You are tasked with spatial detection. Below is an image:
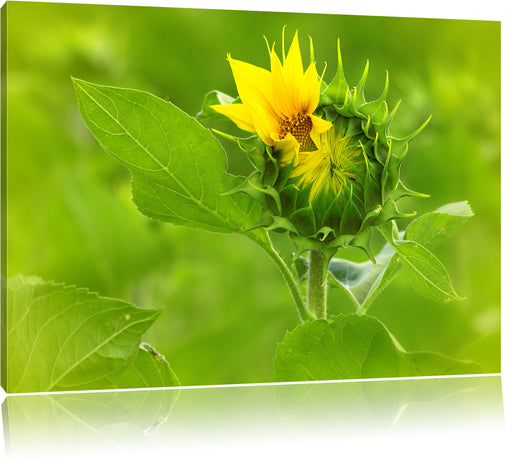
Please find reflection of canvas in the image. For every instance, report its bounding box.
[1,2,501,393]
[3,376,505,458]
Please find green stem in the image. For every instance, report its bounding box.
[247,231,315,323]
[307,249,328,319]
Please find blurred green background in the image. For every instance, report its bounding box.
[7,1,500,385]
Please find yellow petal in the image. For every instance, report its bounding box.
[210,103,255,133]
[309,130,321,151]
[269,46,294,118]
[227,55,277,121]
[282,32,304,110]
[310,115,332,135]
[291,149,324,179]
[299,63,321,113]
[274,133,299,166]
[310,171,328,202]
[250,102,280,146]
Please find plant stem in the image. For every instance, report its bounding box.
[247,231,315,323]
[307,249,328,319]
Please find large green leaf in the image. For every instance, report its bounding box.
[7,275,178,393]
[328,201,472,311]
[274,314,479,382]
[72,78,260,235]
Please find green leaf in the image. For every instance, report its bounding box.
[7,275,177,393]
[196,89,237,122]
[329,202,472,311]
[405,200,474,250]
[274,314,479,382]
[72,78,260,235]
[395,241,462,302]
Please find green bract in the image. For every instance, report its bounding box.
[203,39,431,260]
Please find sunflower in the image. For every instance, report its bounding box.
[291,128,363,203]
[211,31,332,165]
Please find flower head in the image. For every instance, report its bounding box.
[204,32,430,257]
[291,129,363,203]
[211,32,332,165]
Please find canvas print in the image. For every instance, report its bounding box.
[1,2,500,393]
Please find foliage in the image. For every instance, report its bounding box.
[297,201,473,312]
[8,276,179,392]
[274,314,480,382]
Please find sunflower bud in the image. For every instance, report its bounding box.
[206,32,430,259]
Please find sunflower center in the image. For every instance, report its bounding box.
[278,114,315,152]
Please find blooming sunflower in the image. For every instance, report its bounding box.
[291,128,363,203]
[211,31,332,165]
[203,32,430,256]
